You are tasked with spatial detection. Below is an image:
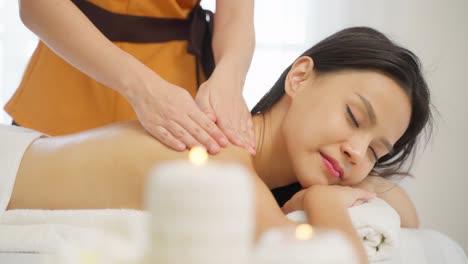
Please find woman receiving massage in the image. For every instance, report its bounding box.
[4,27,432,264]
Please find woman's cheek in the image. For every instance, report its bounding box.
[353,165,373,185]
[320,115,351,142]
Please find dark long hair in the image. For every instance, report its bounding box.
[252,27,433,178]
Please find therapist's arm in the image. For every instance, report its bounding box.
[18,0,227,153]
[211,0,255,79]
[19,0,147,97]
[194,0,256,154]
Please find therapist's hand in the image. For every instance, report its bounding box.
[195,69,256,156]
[129,78,228,154]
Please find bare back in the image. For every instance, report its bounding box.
[7,120,291,237]
[8,121,234,209]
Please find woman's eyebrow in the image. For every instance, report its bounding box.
[354,92,394,154]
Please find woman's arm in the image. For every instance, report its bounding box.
[282,186,376,264]
[302,186,376,264]
[354,176,419,228]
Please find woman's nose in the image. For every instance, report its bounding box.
[341,140,368,165]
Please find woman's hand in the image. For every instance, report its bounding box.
[195,68,256,156]
[129,77,229,154]
[307,185,377,208]
[354,176,420,228]
[282,185,376,215]
[352,175,387,193]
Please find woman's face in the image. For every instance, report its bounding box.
[282,57,411,187]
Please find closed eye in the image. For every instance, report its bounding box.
[346,104,359,128]
[346,104,379,162]
[369,146,378,161]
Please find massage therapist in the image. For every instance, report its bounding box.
[4,0,256,155]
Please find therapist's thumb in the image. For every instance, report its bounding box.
[195,94,217,122]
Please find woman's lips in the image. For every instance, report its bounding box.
[320,152,343,179]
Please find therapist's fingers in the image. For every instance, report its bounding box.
[132,82,228,152]
[151,125,186,151]
[159,104,223,154]
[188,111,229,152]
[247,117,256,150]
[175,114,223,154]
[164,120,201,150]
[215,98,256,156]
[195,78,255,155]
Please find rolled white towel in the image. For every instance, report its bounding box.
[286,197,400,262]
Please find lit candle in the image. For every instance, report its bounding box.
[295,224,314,241]
[253,226,359,264]
[145,149,253,264]
[188,146,209,166]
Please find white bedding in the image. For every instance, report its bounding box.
[379,228,467,264]
[0,229,466,264]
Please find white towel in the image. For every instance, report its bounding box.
[0,199,399,262]
[286,198,400,262]
[0,209,148,263]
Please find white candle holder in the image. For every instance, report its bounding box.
[145,160,253,264]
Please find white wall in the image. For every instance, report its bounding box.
[393,0,468,253]
[0,0,38,124]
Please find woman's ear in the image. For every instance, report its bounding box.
[285,56,315,98]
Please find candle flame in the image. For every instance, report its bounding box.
[189,146,208,165]
[295,224,314,240]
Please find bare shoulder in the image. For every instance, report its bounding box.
[210,144,254,170]
[97,121,255,168]
[89,120,151,139]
